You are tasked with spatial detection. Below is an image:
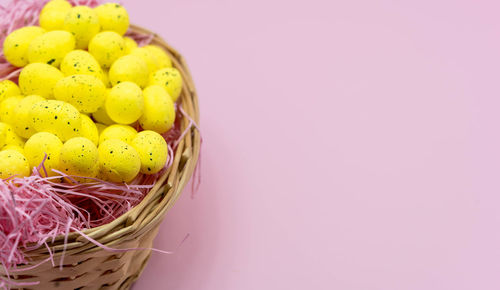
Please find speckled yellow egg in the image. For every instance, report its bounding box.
[3,26,46,67]
[98,124,137,145]
[149,68,183,102]
[13,95,45,139]
[0,150,30,178]
[95,3,130,36]
[39,0,72,31]
[59,137,98,178]
[54,74,106,113]
[80,114,99,145]
[139,85,175,133]
[123,37,137,54]
[131,130,168,174]
[31,100,82,141]
[0,96,23,125]
[105,82,144,124]
[102,69,112,87]
[144,45,172,69]
[130,47,157,74]
[108,54,148,88]
[19,63,64,98]
[2,145,24,155]
[0,122,24,148]
[28,30,75,67]
[98,139,140,183]
[88,31,126,69]
[24,132,63,176]
[63,6,100,49]
[60,50,104,81]
[0,80,21,102]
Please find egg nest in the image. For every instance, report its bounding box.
[0,0,196,276]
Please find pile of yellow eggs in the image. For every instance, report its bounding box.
[0,0,182,183]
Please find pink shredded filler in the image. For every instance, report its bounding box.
[0,0,201,286]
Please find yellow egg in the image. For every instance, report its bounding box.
[28,30,75,67]
[24,132,63,176]
[2,145,24,155]
[95,123,107,135]
[149,68,183,102]
[88,31,126,69]
[0,96,23,125]
[60,50,104,81]
[123,37,137,54]
[19,63,64,98]
[0,80,21,102]
[139,85,175,133]
[0,150,30,178]
[63,6,100,49]
[59,137,98,178]
[3,26,46,67]
[94,3,130,36]
[54,74,106,113]
[31,100,82,141]
[108,54,148,88]
[131,130,168,174]
[105,82,144,124]
[143,45,172,69]
[80,114,99,145]
[98,139,140,183]
[13,95,45,139]
[39,0,72,31]
[131,47,157,74]
[0,124,6,148]
[99,124,137,145]
[0,122,24,148]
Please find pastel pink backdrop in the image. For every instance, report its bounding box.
[122,0,500,289]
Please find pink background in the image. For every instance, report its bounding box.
[123,0,500,289]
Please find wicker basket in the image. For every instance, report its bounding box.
[0,25,201,290]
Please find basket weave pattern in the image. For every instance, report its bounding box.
[0,25,201,290]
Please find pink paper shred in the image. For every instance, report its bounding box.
[0,0,201,287]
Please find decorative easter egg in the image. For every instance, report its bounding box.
[143,45,172,69]
[101,69,112,87]
[63,6,100,49]
[13,95,45,139]
[98,124,137,145]
[54,74,106,113]
[80,114,99,145]
[88,31,126,69]
[131,47,157,73]
[24,132,63,176]
[31,100,82,141]
[0,124,6,149]
[19,63,64,98]
[108,54,148,88]
[0,96,23,125]
[98,139,141,183]
[0,122,24,148]
[0,80,21,102]
[39,0,72,31]
[60,50,105,82]
[59,137,98,178]
[139,85,175,133]
[3,26,46,67]
[28,30,75,67]
[105,82,144,124]
[131,130,168,174]
[149,67,183,102]
[123,37,137,54]
[95,3,130,36]
[0,150,30,178]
